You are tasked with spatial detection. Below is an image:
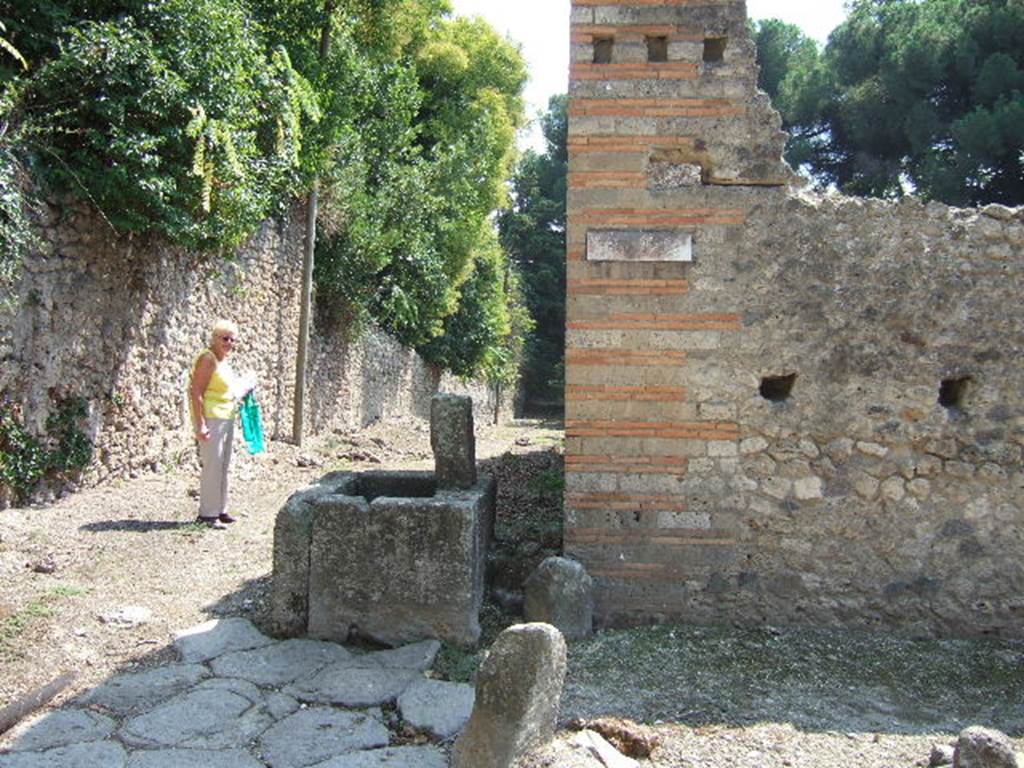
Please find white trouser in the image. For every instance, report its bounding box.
[199,417,234,519]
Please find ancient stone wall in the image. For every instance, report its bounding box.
[0,200,505,492]
[565,0,1024,636]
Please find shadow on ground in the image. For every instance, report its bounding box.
[79,520,199,533]
[562,621,1024,737]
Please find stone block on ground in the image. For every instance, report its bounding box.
[126,749,266,768]
[451,623,568,768]
[118,679,271,750]
[3,709,115,752]
[210,638,352,687]
[283,664,420,708]
[954,727,1019,768]
[270,477,353,637]
[257,708,389,768]
[78,664,209,715]
[524,557,594,640]
[0,740,127,768]
[355,639,441,672]
[306,476,495,647]
[172,618,273,663]
[430,394,476,489]
[932,743,956,767]
[308,746,447,768]
[398,679,475,739]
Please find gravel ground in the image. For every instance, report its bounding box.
[2,416,1021,767]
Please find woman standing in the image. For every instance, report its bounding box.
[190,319,252,529]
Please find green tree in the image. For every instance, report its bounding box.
[4,0,529,385]
[10,0,315,250]
[304,8,528,378]
[498,94,568,408]
[757,0,1024,206]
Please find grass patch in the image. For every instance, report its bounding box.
[527,467,564,495]
[431,602,516,683]
[0,600,54,661]
[0,584,88,660]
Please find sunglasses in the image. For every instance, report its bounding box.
[220,335,237,343]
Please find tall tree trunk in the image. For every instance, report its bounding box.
[292,1,335,446]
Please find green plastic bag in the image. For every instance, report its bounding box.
[239,392,265,455]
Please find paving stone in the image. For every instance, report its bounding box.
[354,640,441,671]
[173,618,274,663]
[310,745,448,768]
[257,708,389,768]
[125,749,265,768]
[78,664,209,715]
[265,692,300,720]
[398,679,475,738]
[284,664,420,707]
[4,709,115,752]
[119,679,272,749]
[0,740,127,768]
[210,639,352,686]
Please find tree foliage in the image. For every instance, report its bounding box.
[498,95,568,406]
[754,0,1024,206]
[291,6,529,379]
[8,0,315,250]
[3,0,529,381]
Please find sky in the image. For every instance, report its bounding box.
[449,0,849,149]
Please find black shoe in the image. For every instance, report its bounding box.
[218,512,237,524]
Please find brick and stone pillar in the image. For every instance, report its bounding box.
[563,0,795,625]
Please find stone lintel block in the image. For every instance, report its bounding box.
[270,473,355,638]
[587,229,693,263]
[431,394,477,490]
[307,476,496,648]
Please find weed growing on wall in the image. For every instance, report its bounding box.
[0,396,93,504]
[0,93,36,307]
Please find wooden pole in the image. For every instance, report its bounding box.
[292,1,335,446]
[0,672,75,736]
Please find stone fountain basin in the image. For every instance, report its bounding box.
[272,470,496,648]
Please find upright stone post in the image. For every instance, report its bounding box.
[524,556,595,640]
[451,623,567,768]
[431,394,476,490]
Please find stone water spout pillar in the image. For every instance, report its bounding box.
[431,394,477,489]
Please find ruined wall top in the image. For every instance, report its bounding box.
[569,0,798,186]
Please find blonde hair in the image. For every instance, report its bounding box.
[210,319,239,346]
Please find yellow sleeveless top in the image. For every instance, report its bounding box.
[193,349,237,420]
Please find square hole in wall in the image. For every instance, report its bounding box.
[703,36,727,63]
[593,37,614,64]
[646,36,668,63]
[939,376,971,412]
[759,373,797,402]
